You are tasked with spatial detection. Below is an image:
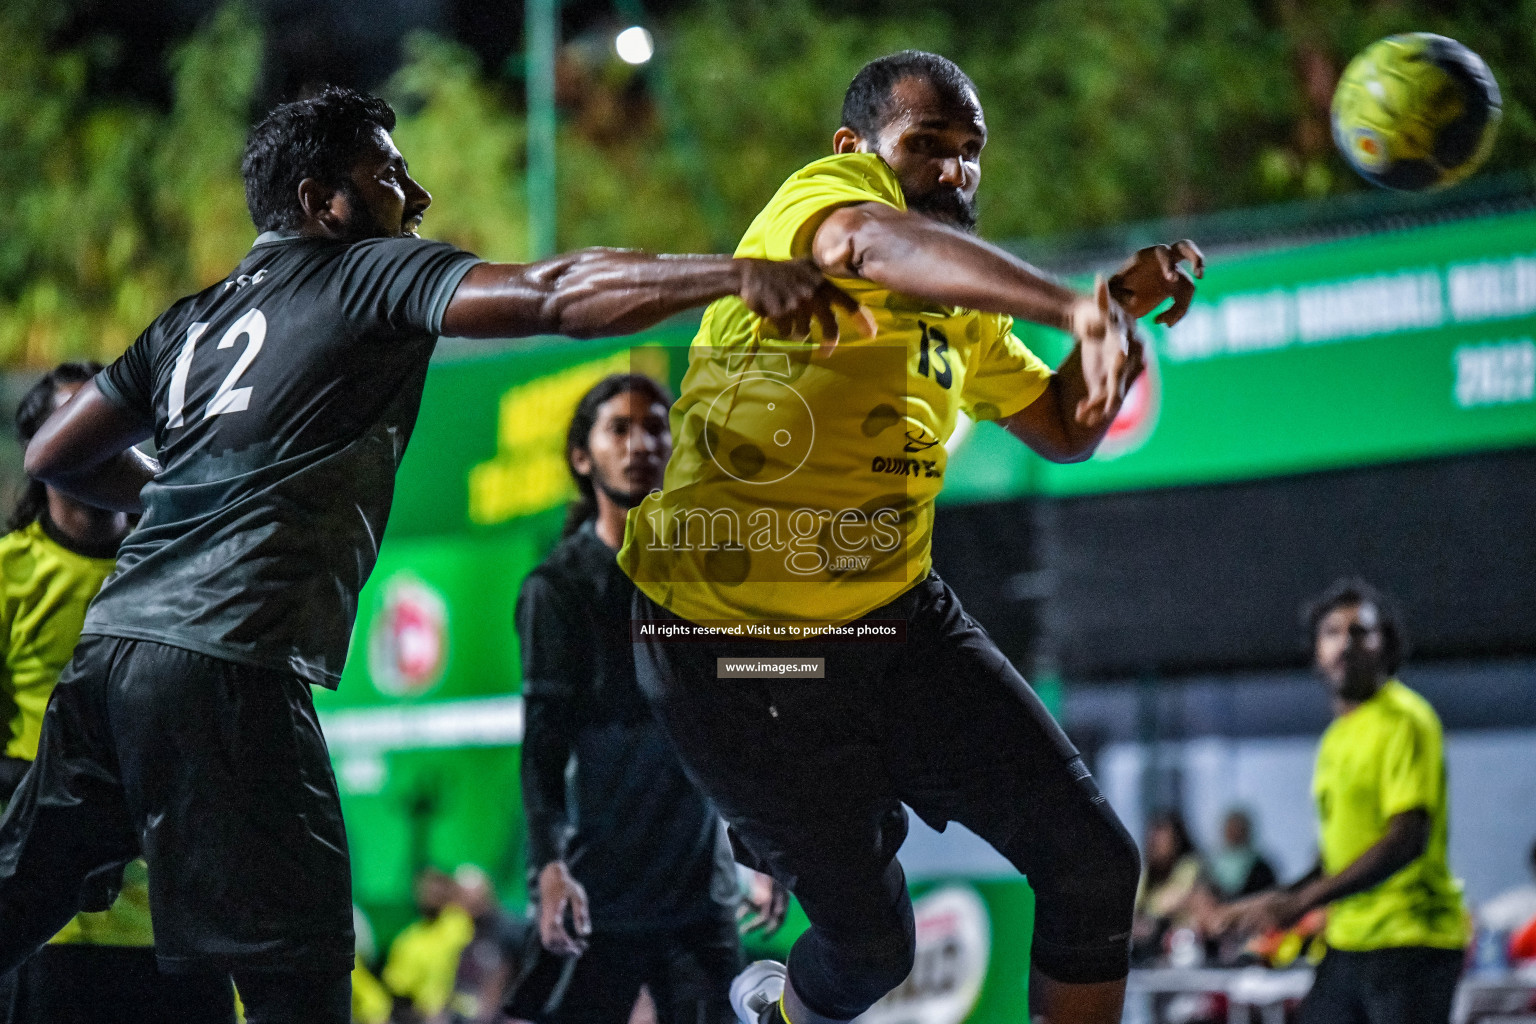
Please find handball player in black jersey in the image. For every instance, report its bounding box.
[0,87,854,1024]
[514,374,788,1024]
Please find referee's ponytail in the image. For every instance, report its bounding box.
[563,373,672,538]
[9,361,103,534]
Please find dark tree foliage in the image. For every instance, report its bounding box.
[1,0,1531,367]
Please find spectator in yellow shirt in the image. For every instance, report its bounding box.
[383,867,475,1021]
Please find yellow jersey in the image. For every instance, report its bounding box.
[619,153,1053,629]
[0,518,153,947]
[382,903,476,1016]
[1313,679,1468,951]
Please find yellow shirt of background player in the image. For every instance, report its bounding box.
[1313,679,1469,951]
[619,152,1053,630]
[0,520,154,947]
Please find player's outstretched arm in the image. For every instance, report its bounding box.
[814,202,1081,329]
[440,249,860,342]
[814,205,1141,423]
[1223,810,1428,935]
[25,381,157,513]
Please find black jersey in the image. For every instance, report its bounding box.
[516,521,738,931]
[84,233,482,687]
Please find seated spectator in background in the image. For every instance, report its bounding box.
[449,863,531,1023]
[1133,811,1205,963]
[383,868,475,1023]
[1188,809,1286,967]
[1208,809,1278,902]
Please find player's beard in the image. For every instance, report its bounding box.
[334,181,393,242]
[908,187,978,234]
[1332,647,1385,702]
[595,475,649,510]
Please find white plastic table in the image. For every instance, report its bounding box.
[1125,966,1314,1024]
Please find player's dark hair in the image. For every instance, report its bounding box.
[242,86,398,233]
[563,374,673,538]
[841,51,978,141]
[1303,577,1407,675]
[9,361,104,533]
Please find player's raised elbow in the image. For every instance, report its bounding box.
[811,203,903,280]
[24,381,152,485]
[1046,443,1097,465]
[1000,396,1099,465]
[22,434,58,481]
[1030,434,1096,464]
[23,415,76,482]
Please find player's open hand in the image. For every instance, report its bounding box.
[1218,889,1308,937]
[737,870,790,937]
[737,258,877,355]
[537,861,591,956]
[1068,276,1137,429]
[1108,239,1205,326]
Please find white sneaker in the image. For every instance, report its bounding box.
[729,959,787,1024]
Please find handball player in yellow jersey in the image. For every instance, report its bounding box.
[1223,580,1468,1024]
[621,51,1202,1024]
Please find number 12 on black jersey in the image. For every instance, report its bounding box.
[167,308,266,427]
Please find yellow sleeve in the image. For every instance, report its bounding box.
[382,927,425,1003]
[1379,714,1438,819]
[960,316,1055,421]
[747,153,907,261]
[352,957,394,1024]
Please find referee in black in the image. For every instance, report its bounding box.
[515,374,787,1024]
[0,87,852,1024]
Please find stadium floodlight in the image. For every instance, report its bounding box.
[615,25,654,65]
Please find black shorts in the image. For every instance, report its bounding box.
[547,917,742,1024]
[0,636,354,975]
[7,944,236,1024]
[632,573,1140,985]
[1298,946,1464,1024]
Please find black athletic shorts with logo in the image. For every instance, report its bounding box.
[0,636,354,976]
[632,572,1140,996]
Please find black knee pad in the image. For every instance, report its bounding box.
[793,914,915,1017]
[1010,762,1141,985]
[847,883,917,999]
[788,864,916,1019]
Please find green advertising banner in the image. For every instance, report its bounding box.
[942,209,1536,502]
